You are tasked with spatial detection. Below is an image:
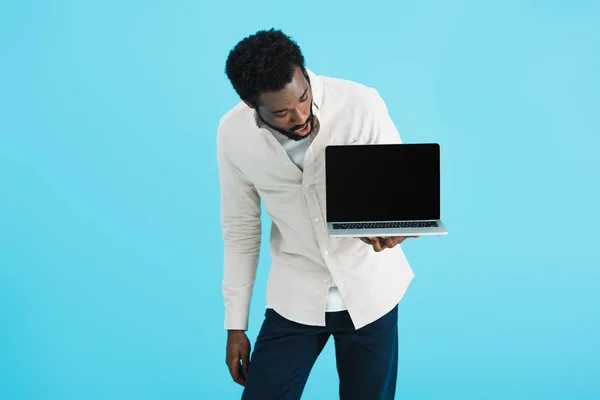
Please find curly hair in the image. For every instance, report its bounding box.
[225,28,306,106]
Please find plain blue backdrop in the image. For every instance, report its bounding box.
[1,1,599,399]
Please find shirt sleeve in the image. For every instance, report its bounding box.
[217,130,262,331]
[366,88,403,145]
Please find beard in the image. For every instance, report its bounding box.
[256,103,315,142]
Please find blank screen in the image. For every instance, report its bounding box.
[325,144,440,222]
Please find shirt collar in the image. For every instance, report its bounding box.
[254,67,323,128]
[306,68,323,118]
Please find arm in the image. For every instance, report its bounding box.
[217,132,261,331]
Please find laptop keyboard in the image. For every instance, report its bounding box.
[332,221,438,230]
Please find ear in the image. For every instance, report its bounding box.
[243,100,255,109]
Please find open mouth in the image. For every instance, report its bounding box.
[295,121,311,135]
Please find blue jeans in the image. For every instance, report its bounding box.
[242,305,399,400]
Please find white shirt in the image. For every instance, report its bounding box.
[217,69,414,330]
[270,125,347,312]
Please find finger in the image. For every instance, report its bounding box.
[238,363,247,386]
[372,237,383,252]
[377,236,392,250]
[396,236,420,245]
[241,350,250,382]
[400,236,419,243]
[359,237,372,244]
[384,237,396,248]
[227,356,241,384]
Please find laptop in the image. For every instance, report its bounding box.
[325,143,448,237]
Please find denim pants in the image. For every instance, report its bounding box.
[241,305,399,400]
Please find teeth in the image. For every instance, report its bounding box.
[296,122,310,133]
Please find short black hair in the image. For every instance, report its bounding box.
[225,28,306,106]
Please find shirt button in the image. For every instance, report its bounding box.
[324,250,329,256]
[324,279,329,283]
[314,217,319,222]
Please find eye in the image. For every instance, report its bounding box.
[300,95,308,103]
[275,112,287,119]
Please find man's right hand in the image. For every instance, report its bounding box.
[226,330,251,386]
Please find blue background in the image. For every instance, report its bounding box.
[1,1,599,399]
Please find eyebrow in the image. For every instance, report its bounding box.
[272,88,309,114]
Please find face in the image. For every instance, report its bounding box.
[247,66,315,141]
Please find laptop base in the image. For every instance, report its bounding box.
[327,220,448,237]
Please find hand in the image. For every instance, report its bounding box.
[226,330,251,386]
[360,236,419,252]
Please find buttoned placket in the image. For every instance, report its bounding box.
[302,134,347,306]
[255,95,339,316]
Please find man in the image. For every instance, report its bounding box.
[217,28,417,400]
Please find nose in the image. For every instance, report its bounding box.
[291,106,309,125]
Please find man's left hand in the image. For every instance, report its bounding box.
[360,236,419,252]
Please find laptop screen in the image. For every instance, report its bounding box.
[325,143,440,222]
